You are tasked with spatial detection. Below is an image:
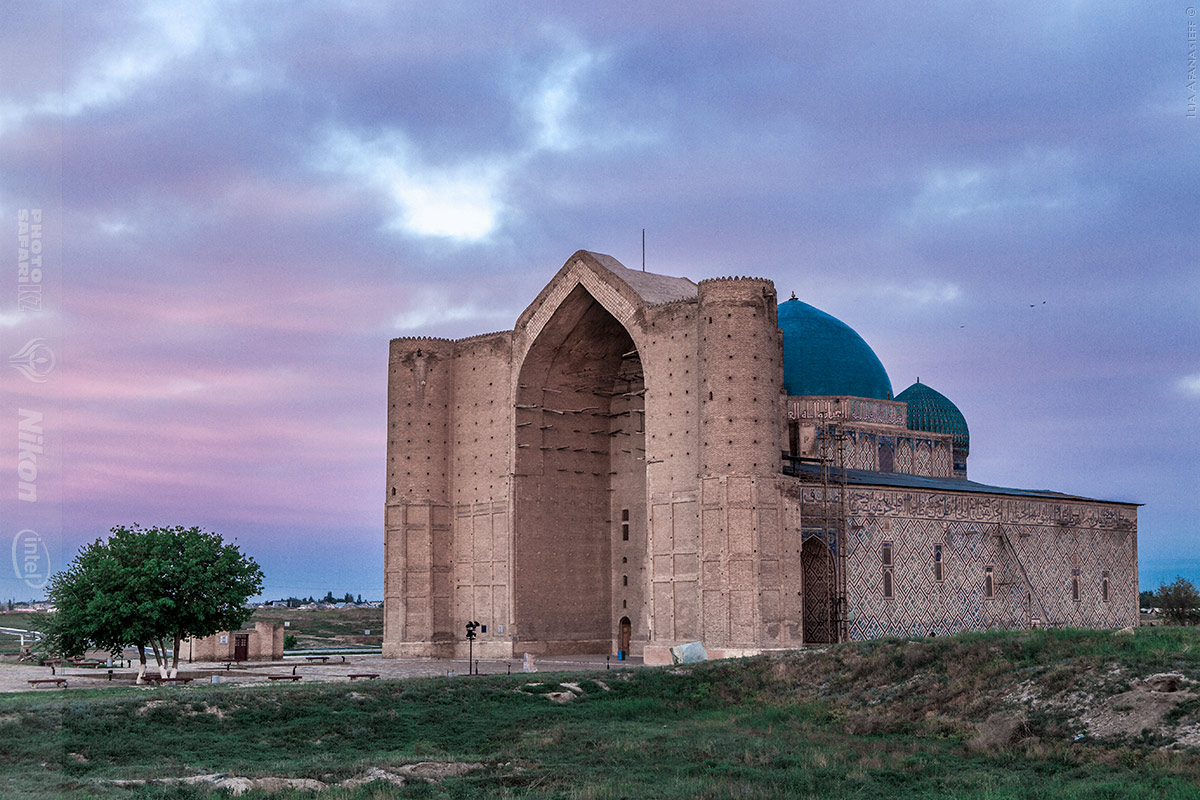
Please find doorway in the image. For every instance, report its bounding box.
[802,538,836,644]
[617,617,632,655]
[234,634,249,662]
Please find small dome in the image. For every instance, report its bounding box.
[778,297,893,400]
[896,380,969,452]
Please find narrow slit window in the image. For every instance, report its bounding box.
[933,543,944,582]
[622,574,628,587]
[1072,569,1081,602]
[1102,571,1110,603]
[984,566,994,599]
[622,524,629,541]
[882,540,894,598]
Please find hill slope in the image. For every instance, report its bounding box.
[2,627,1199,799]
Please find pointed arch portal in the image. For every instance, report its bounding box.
[802,537,836,644]
[513,284,646,654]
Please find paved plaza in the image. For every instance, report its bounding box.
[0,652,645,693]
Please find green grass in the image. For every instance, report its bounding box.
[250,607,383,648]
[0,607,384,657]
[0,611,50,656]
[0,611,51,631]
[3,627,1200,799]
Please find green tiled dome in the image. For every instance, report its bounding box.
[778,297,893,400]
[896,380,969,452]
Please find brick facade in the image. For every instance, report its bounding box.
[384,251,1138,663]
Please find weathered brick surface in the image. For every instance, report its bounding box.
[385,251,1137,662]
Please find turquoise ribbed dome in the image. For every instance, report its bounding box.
[778,297,893,400]
[896,381,969,452]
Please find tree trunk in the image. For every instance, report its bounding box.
[149,639,169,678]
[169,633,181,678]
[135,644,147,684]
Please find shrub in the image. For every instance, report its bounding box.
[1157,577,1200,626]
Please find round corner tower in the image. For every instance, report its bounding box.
[384,337,456,656]
[697,277,782,477]
[672,275,790,660]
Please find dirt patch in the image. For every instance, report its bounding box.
[970,713,1027,752]
[199,703,226,720]
[135,700,168,716]
[515,679,607,703]
[106,761,486,794]
[1080,673,1197,742]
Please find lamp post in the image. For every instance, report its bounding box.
[464,620,479,675]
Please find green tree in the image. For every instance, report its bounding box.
[1139,589,1156,609]
[1157,577,1200,626]
[46,525,263,682]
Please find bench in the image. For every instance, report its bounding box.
[28,678,66,688]
[304,656,330,662]
[268,675,302,681]
[145,676,194,684]
[72,659,106,668]
[347,673,380,680]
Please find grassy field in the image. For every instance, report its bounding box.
[250,607,384,648]
[0,607,386,656]
[0,611,50,656]
[2,627,1200,798]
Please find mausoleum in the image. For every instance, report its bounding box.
[384,251,1138,665]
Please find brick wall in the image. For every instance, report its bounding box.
[793,483,1139,639]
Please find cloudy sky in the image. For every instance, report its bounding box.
[1,2,1196,601]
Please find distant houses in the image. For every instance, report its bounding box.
[250,599,383,610]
